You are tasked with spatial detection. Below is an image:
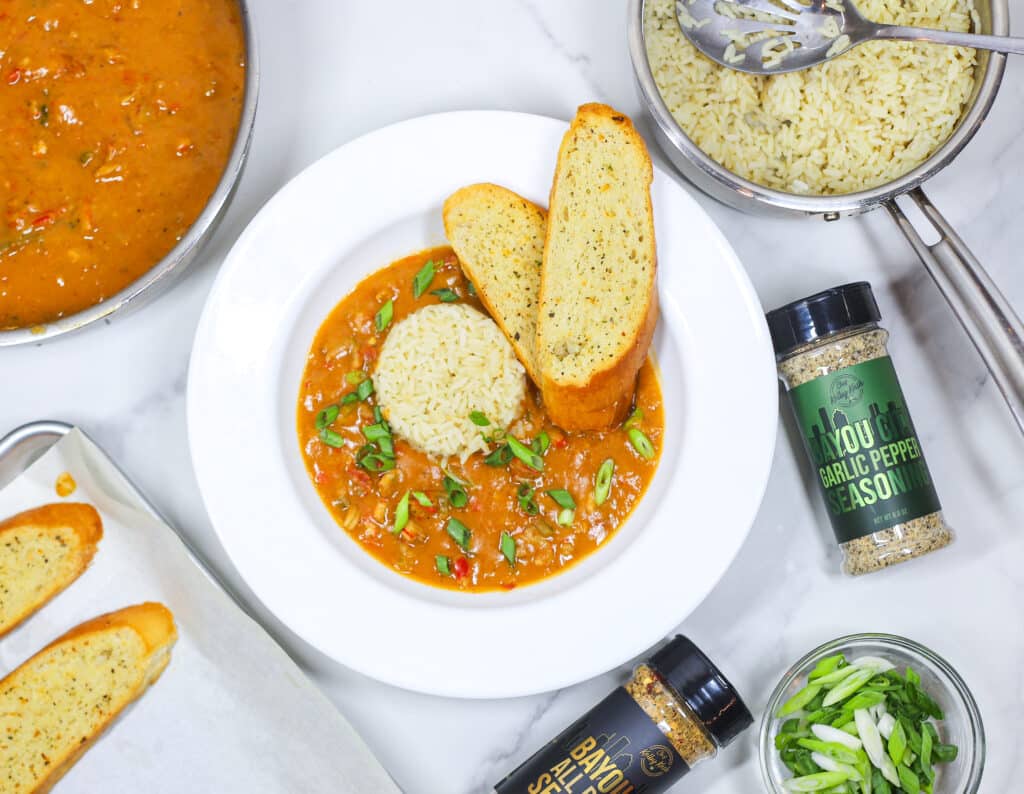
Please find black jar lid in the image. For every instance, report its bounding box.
[765,282,881,359]
[649,636,753,748]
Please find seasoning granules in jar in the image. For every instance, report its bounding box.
[494,636,752,793]
[766,282,954,576]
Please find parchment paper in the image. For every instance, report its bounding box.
[0,429,400,793]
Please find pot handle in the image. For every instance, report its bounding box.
[885,187,1024,433]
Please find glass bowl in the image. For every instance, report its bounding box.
[759,634,985,793]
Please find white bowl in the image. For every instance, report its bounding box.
[187,111,778,697]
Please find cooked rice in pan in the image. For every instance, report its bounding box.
[644,0,979,195]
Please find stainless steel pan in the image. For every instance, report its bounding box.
[0,0,260,347]
[629,0,1024,432]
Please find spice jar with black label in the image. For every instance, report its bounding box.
[494,636,752,794]
[766,282,954,576]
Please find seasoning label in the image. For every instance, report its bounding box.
[494,687,688,794]
[788,356,942,543]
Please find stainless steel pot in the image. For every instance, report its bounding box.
[0,0,260,348]
[629,0,1024,432]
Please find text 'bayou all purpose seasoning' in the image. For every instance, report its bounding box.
[494,636,752,793]
[767,282,954,575]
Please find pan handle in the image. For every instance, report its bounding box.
[885,187,1024,434]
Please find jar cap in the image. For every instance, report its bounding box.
[765,282,881,359]
[649,636,753,748]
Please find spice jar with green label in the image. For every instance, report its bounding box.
[767,282,954,576]
[493,636,752,793]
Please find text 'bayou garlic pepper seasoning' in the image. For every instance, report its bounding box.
[766,282,954,575]
[494,636,752,793]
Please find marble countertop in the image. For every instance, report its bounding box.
[4,1,1023,791]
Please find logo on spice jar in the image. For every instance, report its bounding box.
[639,745,674,777]
[829,373,865,409]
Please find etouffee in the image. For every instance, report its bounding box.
[297,247,664,592]
[0,0,246,328]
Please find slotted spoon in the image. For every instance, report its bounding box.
[675,0,1024,74]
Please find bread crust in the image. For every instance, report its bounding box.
[0,503,103,637]
[9,602,177,794]
[443,183,547,387]
[539,103,659,430]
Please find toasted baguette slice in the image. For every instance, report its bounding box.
[443,183,547,387]
[538,103,658,430]
[0,503,103,637]
[0,602,177,794]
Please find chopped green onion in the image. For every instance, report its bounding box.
[557,508,574,527]
[919,721,933,782]
[823,668,876,707]
[411,491,433,507]
[795,739,861,766]
[466,280,476,297]
[357,379,374,401]
[517,483,539,515]
[435,555,451,576]
[355,448,395,472]
[483,444,513,467]
[887,720,907,765]
[624,407,643,430]
[319,428,344,448]
[808,654,846,681]
[483,427,507,444]
[896,765,920,794]
[777,683,824,718]
[80,150,94,165]
[531,431,550,456]
[315,405,339,430]
[546,489,576,510]
[412,260,435,298]
[842,690,885,713]
[430,287,459,303]
[392,491,410,534]
[809,724,862,751]
[500,531,516,566]
[377,435,394,458]
[345,371,366,385]
[469,411,491,427]
[446,518,471,550]
[782,771,849,791]
[374,299,393,332]
[627,427,656,459]
[362,422,390,442]
[594,458,615,506]
[443,475,469,508]
[340,392,359,406]
[507,436,543,471]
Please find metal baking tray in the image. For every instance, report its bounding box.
[0,419,252,617]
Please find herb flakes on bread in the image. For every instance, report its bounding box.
[0,503,103,637]
[537,103,658,431]
[0,602,177,794]
[443,183,547,387]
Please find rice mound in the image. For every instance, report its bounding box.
[644,0,979,195]
[373,303,526,461]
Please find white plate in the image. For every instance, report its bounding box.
[187,111,777,699]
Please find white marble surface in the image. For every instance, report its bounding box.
[3,1,1023,791]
